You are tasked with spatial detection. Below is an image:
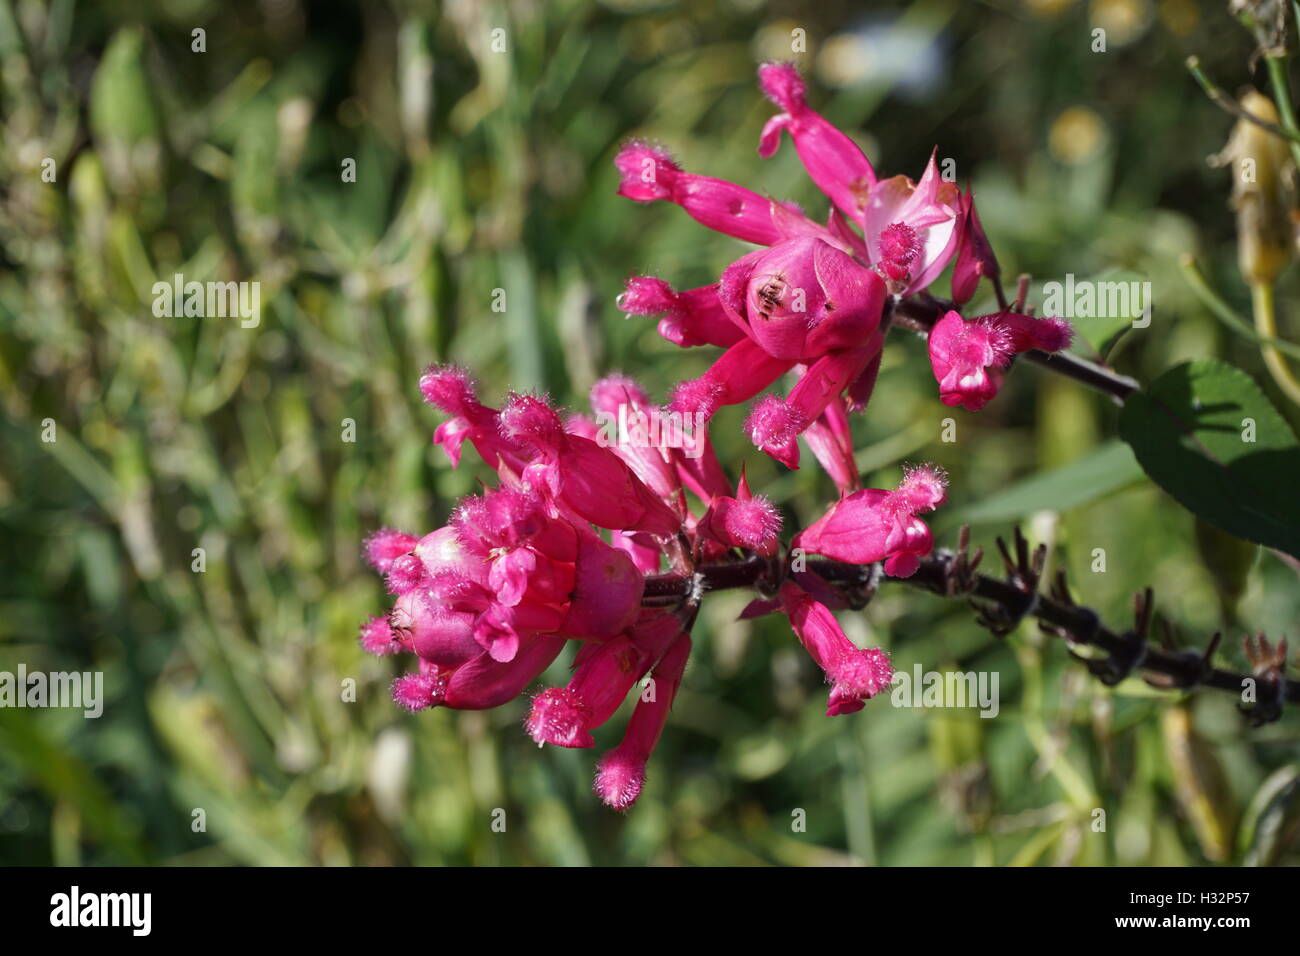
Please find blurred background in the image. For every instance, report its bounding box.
[2,0,1299,866]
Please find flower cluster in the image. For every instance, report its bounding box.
[359,63,1072,810]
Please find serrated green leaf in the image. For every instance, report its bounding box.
[1119,359,1300,559]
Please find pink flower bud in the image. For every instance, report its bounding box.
[499,391,566,451]
[392,663,448,712]
[950,190,1000,306]
[927,310,1073,411]
[745,395,805,469]
[385,553,427,594]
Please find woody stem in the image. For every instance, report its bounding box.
[641,552,1296,706]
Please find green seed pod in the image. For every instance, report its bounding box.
[1215,91,1294,286]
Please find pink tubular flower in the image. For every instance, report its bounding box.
[364,528,418,574]
[618,276,745,349]
[525,612,680,749]
[588,375,684,505]
[593,632,691,810]
[802,394,860,495]
[359,615,402,655]
[419,364,530,475]
[779,583,893,716]
[950,189,1000,306]
[614,141,786,246]
[795,464,948,577]
[928,310,1073,411]
[757,62,878,223]
[743,341,879,466]
[668,337,798,422]
[500,392,682,536]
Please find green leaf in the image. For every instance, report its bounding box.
[941,440,1143,529]
[1119,359,1300,559]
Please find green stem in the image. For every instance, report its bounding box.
[1264,54,1300,169]
[1251,282,1300,406]
[1179,255,1300,360]
[1186,56,1300,144]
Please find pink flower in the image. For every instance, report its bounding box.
[618,276,745,349]
[779,583,893,716]
[927,310,1073,411]
[364,528,418,574]
[668,339,797,422]
[757,62,878,223]
[500,392,682,536]
[525,612,680,749]
[419,365,530,475]
[795,464,948,577]
[859,152,962,296]
[593,631,692,810]
[614,141,787,246]
[950,190,1000,306]
[717,237,885,362]
[742,342,880,466]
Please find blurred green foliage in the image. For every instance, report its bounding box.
[1,0,1298,866]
